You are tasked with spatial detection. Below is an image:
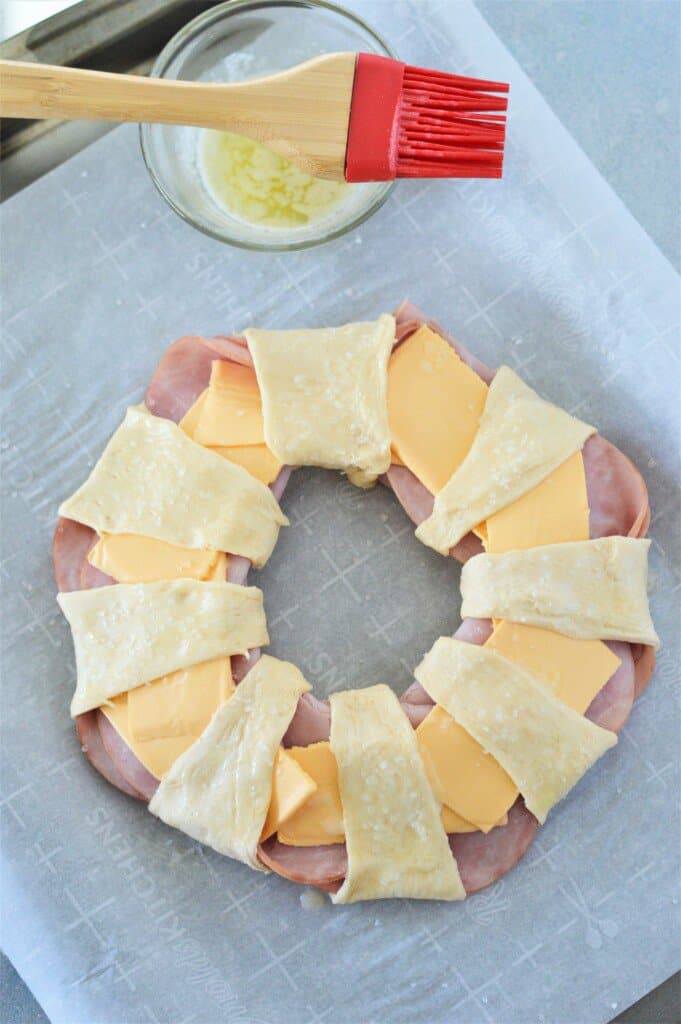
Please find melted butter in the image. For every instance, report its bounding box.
[200,130,349,229]
[299,888,327,911]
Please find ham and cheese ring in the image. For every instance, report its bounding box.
[53,301,657,901]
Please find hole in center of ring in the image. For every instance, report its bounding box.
[253,467,462,702]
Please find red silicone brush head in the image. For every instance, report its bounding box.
[345,54,509,183]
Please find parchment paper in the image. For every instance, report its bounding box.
[1,3,679,1022]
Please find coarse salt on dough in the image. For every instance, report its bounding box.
[330,684,465,902]
[245,315,395,488]
[59,405,287,567]
[59,579,268,716]
[460,537,659,647]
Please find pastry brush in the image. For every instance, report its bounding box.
[0,53,509,180]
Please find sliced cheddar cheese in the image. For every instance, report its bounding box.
[261,748,318,842]
[440,805,478,834]
[203,444,282,485]
[277,741,345,846]
[387,325,488,494]
[127,656,234,741]
[440,806,508,833]
[483,452,589,553]
[102,695,196,780]
[88,533,228,584]
[485,621,621,715]
[180,382,282,485]
[417,705,517,832]
[193,360,266,446]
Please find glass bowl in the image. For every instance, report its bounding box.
[140,0,396,251]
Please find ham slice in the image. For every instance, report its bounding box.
[258,838,347,891]
[585,641,635,733]
[226,555,252,587]
[53,517,96,593]
[449,799,538,894]
[231,647,262,683]
[145,334,252,423]
[75,710,144,800]
[283,692,331,746]
[97,711,159,801]
[80,559,114,589]
[271,465,293,503]
[632,643,656,698]
[583,435,650,541]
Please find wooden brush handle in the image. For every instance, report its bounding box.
[0,56,356,179]
[0,59,265,128]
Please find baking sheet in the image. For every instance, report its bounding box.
[1,2,679,1022]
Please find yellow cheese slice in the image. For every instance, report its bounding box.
[181,389,282,485]
[206,554,229,581]
[205,444,282,485]
[461,537,658,646]
[440,806,508,833]
[101,695,196,780]
[260,748,318,842]
[59,579,268,716]
[416,367,595,554]
[193,360,266,446]
[127,656,234,741]
[274,740,485,844]
[485,621,621,714]
[277,741,345,846]
[149,655,311,869]
[440,806,478,833]
[330,685,465,902]
[415,638,617,824]
[60,405,287,567]
[388,325,488,494]
[417,705,518,832]
[245,315,395,488]
[483,452,590,553]
[88,533,227,584]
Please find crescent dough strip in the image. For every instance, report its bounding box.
[58,579,268,716]
[460,537,659,647]
[415,638,617,824]
[149,656,311,869]
[330,684,465,902]
[245,315,395,488]
[59,405,287,567]
[416,367,595,553]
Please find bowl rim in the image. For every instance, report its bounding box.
[139,0,397,252]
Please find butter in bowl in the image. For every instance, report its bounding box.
[140,0,396,251]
